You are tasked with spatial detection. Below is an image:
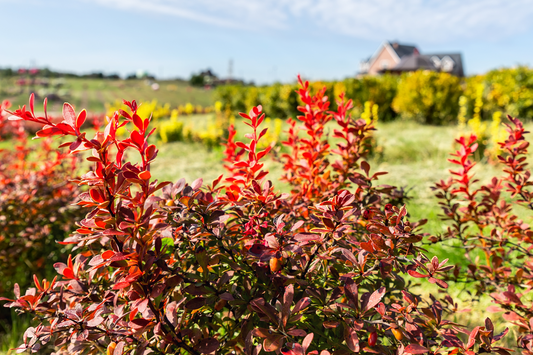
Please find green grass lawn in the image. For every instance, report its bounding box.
[0,77,214,113]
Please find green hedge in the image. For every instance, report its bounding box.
[215,75,399,122]
[216,67,533,125]
[392,71,462,125]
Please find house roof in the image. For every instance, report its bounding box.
[390,54,434,71]
[384,53,464,77]
[423,53,464,77]
[388,42,418,58]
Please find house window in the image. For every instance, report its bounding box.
[430,56,441,69]
[381,60,389,69]
[441,56,455,72]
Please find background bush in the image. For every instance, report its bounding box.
[392,71,462,125]
[216,67,533,125]
[0,100,84,328]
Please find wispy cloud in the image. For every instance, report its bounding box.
[88,0,533,42]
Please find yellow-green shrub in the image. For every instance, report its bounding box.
[392,70,463,125]
[464,66,533,120]
[159,117,184,143]
[345,75,398,122]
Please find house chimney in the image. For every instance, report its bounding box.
[392,42,399,49]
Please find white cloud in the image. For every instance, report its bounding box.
[88,0,533,42]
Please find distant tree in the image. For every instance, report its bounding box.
[190,69,218,87]
[189,73,205,87]
[0,68,13,78]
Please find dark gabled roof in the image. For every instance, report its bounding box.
[422,53,464,77]
[384,52,464,77]
[390,54,434,71]
[388,42,418,58]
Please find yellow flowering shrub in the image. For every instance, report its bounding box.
[159,117,184,143]
[392,70,462,125]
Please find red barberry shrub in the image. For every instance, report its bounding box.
[0,99,82,294]
[433,115,533,354]
[0,81,509,355]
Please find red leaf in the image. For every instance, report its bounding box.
[467,326,480,349]
[340,248,358,265]
[29,93,35,115]
[90,189,104,203]
[322,320,341,329]
[76,109,87,130]
[282,284,294,326]
[131,130,144,148]
[36,126,63,137]
[101,250,115,260]
[113,281,131,290]
[302,333,314,353]
[129,318,152,330]
[191,177,203,190]
[287,329,306,337]
[502,311,520,321]
[63,103,76,127]
[63,268,76,279]
[132,113,143,131]
[252,328,270,338]
[404,344,428,354]
[408,270,428,278]
[33,275,42,291]
[138,171,151,180]
[346,328,359,352]
[113,341,125,355]
[361,161,370,175]
[365,287,386,311]
[166,302,178,327]
[264,334,284,352]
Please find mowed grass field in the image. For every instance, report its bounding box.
[0,77,214,113]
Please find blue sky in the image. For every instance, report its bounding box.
[1,0,532,84]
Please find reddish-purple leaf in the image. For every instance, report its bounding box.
[365,287,386,311]
[251,328,270,338]
[408,270,428,278]
[287,329,307,337]
[165,302,178,327]
[185,297,206,310]
[346,328,359,352]
[467,326,480,349]
[113,341,125,355]
[404,344,428,354]
[302,333,314,353]
[264,334,284,352]
[197,338,220,354]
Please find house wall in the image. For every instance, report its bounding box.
[368,47,399,75]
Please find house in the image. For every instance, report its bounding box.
[360,41,464,77]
